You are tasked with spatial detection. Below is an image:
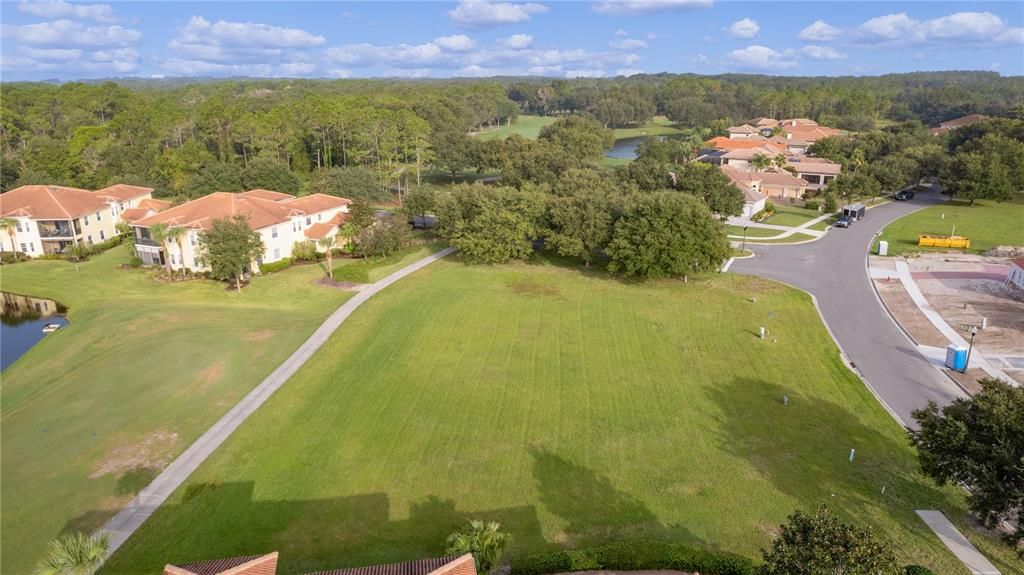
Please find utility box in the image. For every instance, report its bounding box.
[843,204,866,221]
[878,240,888,256]
[945,344,968,371]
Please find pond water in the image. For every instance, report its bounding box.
[605,134,685,161]
[1,292,68,371]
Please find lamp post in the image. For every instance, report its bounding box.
[742,225,748,252]
[963,325,978,373]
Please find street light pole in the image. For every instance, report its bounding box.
[742,225,748,252]
[963,325,978,373]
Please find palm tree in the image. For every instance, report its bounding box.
[772,153,788,170]
[148,223,172,276]
[35,532,110,575]
[750,153,772,171]
[318,234,337,279]
[446,520,509,575]
[164,226,187,277]
[0,217,17,255]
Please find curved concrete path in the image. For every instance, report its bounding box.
[729,191,966,425]
[101,247,456,555]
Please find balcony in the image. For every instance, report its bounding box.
[37,225,75,238]
[135,236,161,248]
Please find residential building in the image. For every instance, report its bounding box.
[0,183,154,256]
[786,158,842,190]
[930,113,989,136]
[1006,258,1024,292]
[120,198,173,224]
[163,552,476,575]
[720,164,808,201]
[132,190,351,272]
[726,124,761,139]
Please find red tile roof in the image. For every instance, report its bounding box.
[120,207,157,223]
[726,124,759,134]
[171,554,265,575]
[705,136,787,152]
[239,189,295,202]
[94,184,154,202]
[308,554,474,575]
[134,192,299,231]
[286,194,352,213]
[303,213,347,240]
[939,114,988,129]
[138,198,172,211]
[1,185,109,219]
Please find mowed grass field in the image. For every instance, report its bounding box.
[875,195,1024,256]
[474,116,557,141]
[101,258,1020,575]
[0,245,353,574]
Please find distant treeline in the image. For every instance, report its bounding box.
[1,71,1021,198]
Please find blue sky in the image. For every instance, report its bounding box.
[1,0,1022,81]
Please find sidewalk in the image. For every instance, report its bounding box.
[100,247,457,556]
[727,211,831,241]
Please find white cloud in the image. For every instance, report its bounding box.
[328,69,352,78]
[17,0,117,23]
[565,69,605,78]
[854,11,1023,46]
[327,42,445,67]
[691,53,709,65]
[173,16,324,49]
[801,45,846,60]
[456,64,498,77]
[21,47,83,61]
[798,20,840,41]
[498,34,533,49]
[729,18,759,39]
[646,32,658,39]
[726,45,797,71]
[609,38,648,50]
[163,16,324,75]
[1,19,141,47]
[448,0,548,27]
[593,0,712,15]
[435,34,477,51]
[615,29,628,37]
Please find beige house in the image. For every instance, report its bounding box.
[787,158,842,190]
[132,190,351,272]
[721,164,808,201]
[0,183,154,256]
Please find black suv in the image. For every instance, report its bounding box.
[894,190,915,201]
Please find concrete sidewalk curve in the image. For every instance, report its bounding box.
[100,247,457,556]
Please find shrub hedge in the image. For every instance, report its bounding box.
[258,257,293,273]
[511,541,755,575]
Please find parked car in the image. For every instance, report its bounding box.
[894,190,915,201]
[834,216,851,228]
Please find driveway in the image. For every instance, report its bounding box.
[730,191,966,425]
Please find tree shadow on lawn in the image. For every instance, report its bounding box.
[87,481,546,575]
[705,377,961,558]
[529,448,703,549]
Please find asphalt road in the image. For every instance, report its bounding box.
[730,191,966,425]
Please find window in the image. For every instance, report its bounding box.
[119,202,125,210]
[273,248,280,260]
[29,242,34,252]
[170,254,176,265]
[193,258,199,268]
[292,221,298,232]
[96,210,102,221]
[20,243,27,252]
[305,216,311,225]
[271,227,278,239]
[317,213,322,221]
[15,221,22,232]
[84,215,90,225]
[87,235,93,244]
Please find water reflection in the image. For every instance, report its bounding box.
[1,292,69,371]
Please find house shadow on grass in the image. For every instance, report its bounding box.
[704,377,962,560]
[83,481,545,575]
[529,447,703,549]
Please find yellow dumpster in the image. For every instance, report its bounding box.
[918,235,970,249]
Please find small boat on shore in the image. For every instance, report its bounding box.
[42,323,62,333]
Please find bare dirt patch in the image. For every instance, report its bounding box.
[197,360,225,390]
[244,330,274,342]
[91,430,179,479]
[873,278,948,348]
[508,279,561,297]
[316,277,364,291]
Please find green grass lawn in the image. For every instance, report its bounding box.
[611,116,683,139]
[726,225,785,238]
[333,239,448,283]
[0,245,354,574]
[875,196,1024,256]
[744,232,819,244]
[808,215,839,231]
[474,116,558,141]
[763,204,822,228]
[101,257,1020,575]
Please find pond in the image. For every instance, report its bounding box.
[605,134,685,161]
[1,292,68,371]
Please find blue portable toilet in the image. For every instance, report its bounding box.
[945,344,968,371]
